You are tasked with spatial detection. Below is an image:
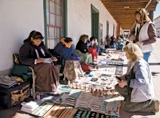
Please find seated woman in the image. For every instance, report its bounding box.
[88,36,98,61]
[54,37,80,61]
[115,43,159,113]
[54,37,80,74]
[110,35,116,48]
[116,35,124,50]
[89,36,98,48]
[19,30,59,93]
[75,34,92,64]
[89,36,104,55]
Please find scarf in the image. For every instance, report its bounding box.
[60,38,71,48]
[126,61,136,75]
[31,44,46,58]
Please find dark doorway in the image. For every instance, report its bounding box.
[91,5,99,40]
[106,21,109,36]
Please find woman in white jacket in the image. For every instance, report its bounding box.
[115,43,159,113]
[130,8,157,62]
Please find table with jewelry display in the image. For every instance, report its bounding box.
[51,51,124,118]
[99,51,124,66]
[53,90,122,117]
[20,51,124,118]
[30,100,120,118]
[67,51,124,97]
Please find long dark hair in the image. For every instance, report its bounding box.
[24,30,44,43]
[32,31,44,39]
[90,36,96,41]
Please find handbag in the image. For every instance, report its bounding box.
[63,60,84,82]
[81,63,91,71]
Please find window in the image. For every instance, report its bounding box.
[44,0,63,48]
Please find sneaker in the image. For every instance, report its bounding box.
[154,100,159,113]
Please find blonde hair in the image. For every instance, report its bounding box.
[134,8,151,25]
[123,43,143,62]
[79,34,89,42]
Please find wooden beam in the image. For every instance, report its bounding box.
[101,0,157,30]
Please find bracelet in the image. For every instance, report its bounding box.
[86,111,91,118]
[74,110,83,117]
[91,112,96,117]
[82,110,87,117]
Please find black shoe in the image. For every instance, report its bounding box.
[85,70,91,74]
[59,75,68,85]
[60,79,68,85]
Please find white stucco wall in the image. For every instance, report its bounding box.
[0,0,44,71]
[0,0,117,71]
[67,0,117,45]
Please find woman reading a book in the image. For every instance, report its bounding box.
[19,30,59,93]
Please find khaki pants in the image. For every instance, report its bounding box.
[115,84,155,112]
[75,50,93,64]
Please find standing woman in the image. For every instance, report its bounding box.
[130,8,157,62]
[19,30,59,93]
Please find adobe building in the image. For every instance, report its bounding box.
[0,0,158,74]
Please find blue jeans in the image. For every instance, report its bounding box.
[143,52,151,62]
